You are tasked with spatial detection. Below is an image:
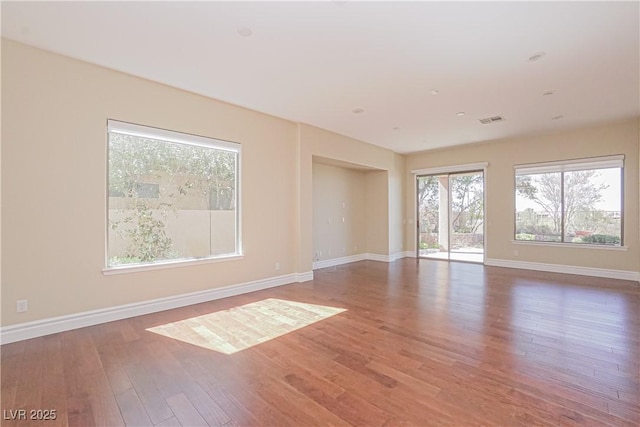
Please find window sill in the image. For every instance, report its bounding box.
[511,240,627,251]
[103,254,244,275]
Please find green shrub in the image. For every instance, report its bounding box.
[109,256,142,265]
[419,242,439,249]
[515,233,535,241]
[580,234,620,245]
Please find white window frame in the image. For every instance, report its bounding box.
[411,162,489,262]
[104,120,242,274]
[513,155,624,247]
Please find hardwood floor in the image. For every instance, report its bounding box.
[1,259,639,426]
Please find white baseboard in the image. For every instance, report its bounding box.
[485,258,639,282]
[366,253,391,262]
[312,251,413,270]
[371,251,415,262]
[0,271,314,345]
[312,254,367,270]
[296,271,314,282]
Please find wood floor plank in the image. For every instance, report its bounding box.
[66,395,96,427]
[179,380,232,427]
[115,387,153,426]
[1,259,638,426]
[165,393,208,427]
[210,385,298,427]
[11,337,45,412]
[206,387,264,427]
[250,371,352,426]
[154,416,182,427]
[258,345,347,400]
[0,350,23,416]
[39,334,68,427]
[96,341,133,396]
[124,361,176,425]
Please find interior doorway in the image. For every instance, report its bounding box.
[417,170,484,263]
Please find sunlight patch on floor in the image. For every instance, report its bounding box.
[146,298,346,354]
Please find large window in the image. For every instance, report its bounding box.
[515,156,623,246]
[107,120,240,268]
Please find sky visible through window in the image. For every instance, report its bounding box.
[516,168,621,212]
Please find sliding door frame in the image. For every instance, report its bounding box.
[413,162,488,264]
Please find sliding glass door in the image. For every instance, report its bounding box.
[417,171,484,263]
[417,175,448,259]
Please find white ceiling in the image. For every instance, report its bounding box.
[2,1,638,154]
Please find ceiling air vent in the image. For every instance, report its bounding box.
[478,115,505,124]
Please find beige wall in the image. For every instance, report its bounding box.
[312,163,366,261]
[405,118,640,273]
[297,124,405,272]
[1,40,407,328]
[312,160,405,263]
[1,39,300,325]
[365,171,390,255]
[389,153,406,255]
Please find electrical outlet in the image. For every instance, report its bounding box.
[275,262,280,271]
[513,249,519,256]
[16,299,28,313]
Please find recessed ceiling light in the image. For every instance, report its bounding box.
[237,26,253,37]
[543,91,554,96]
[352,108,364,114]
[456,112,465,117]
[528,52,546,62]
[431,89,439,95]
[552,115,564,120]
